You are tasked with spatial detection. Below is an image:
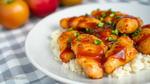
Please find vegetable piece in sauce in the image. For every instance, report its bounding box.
[112,29,119,35]
[97,22,104,27]
[94,39,102,45]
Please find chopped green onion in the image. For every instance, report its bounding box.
[132,29,141,37]
[74,32,80,37]
[111,22,115,27]
[108,36,116,42]
[68,28,74,31]
[115,16,121,19]
[106,21,112,25]
[100,17,104,21]
[108,8,112,12]
[112,29,119,35]
[110,12,116,17]
[97,22,104,27]
[94,39,102,45]
[85,28,94,34]
[85,13,89,16]
[86,28,90,32]
[122,34,127,36]
[101,13,106,18]
[97,8,100,11]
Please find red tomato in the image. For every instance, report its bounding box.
[25,0,59,17]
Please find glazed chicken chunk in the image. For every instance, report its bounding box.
[104,36,137,74]
[132,24,150,54]
[71,34,108,78]
[57,9,150,79]
[116,17,143,34]
[60,16,100,29]
[58,30,79,63]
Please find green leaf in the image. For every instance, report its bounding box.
[100,17,104,21]
[108,36,116,42]
[74,32,80,37]
[132,29,141,37]
[110,12,116,17]
[112,29,119,35]
[101,13,106,18]
[122,34,128,36]
[106,21,112,25]
[97,22,104,27]
[68,28,74,31]
[115,16,121,19]
[94,39,102,45]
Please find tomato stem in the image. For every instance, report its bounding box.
[4,0,13,4]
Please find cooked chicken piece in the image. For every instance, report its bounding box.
[104,36,137,74]
[58,30,79,63]
[71,34,108,78]
[116,17,143,34]
[71,34,108,58]
[77,57,103,79]
[60,16,100,29]
[132,24,150,54]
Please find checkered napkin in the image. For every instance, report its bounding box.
[0,19,61,84]
[1,1,148,84]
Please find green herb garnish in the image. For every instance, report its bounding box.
[94,39,102,45]
[106,21,112,25]
[112,29,119,35]
[132,29,141,37]
[97,22,104,27]
[111,22,115,27]
[115,16,121,19]
[68,28,74,31]
[85,28,89,32]
[101,13,106,18]
[108,8,112,12]
[97,8,100,11]
[85,13,89,16]
[100,17,104,21]
[85,28,94,34]
[122,34,127,36]
[108,36,116,42]
[74,32,80,37]
[110,12,116,17]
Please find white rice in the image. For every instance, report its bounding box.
[49,29,150,78]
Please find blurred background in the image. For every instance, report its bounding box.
[0,0,150,31]
[0,0,150,84]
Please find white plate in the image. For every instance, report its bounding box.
[25,2,150,84]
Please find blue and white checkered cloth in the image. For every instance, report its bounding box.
[0,19,61,84]
[0,0,149,84]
